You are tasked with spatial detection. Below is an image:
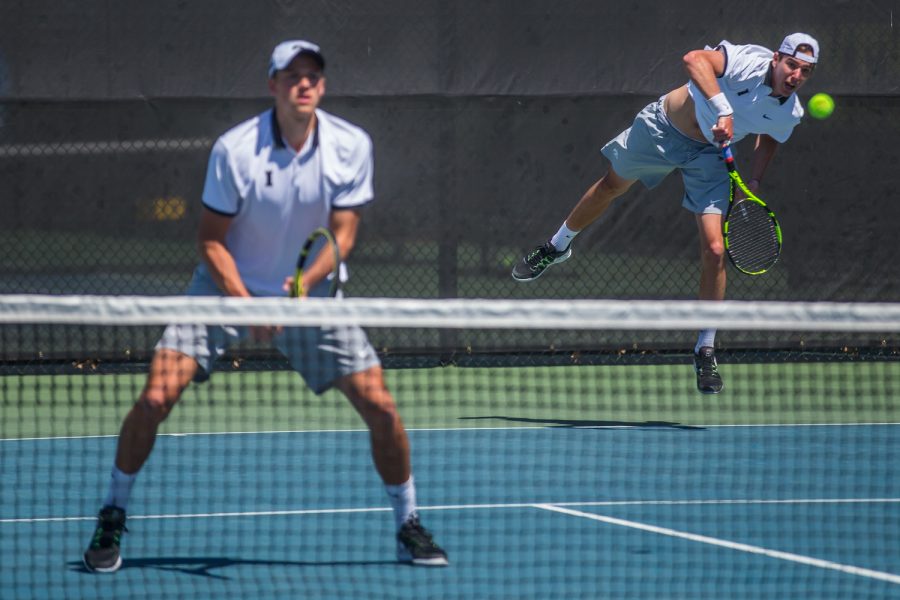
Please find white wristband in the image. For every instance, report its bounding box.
[708,92,733,117]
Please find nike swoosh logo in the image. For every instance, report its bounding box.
[762,114,772,120]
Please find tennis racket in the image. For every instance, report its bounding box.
[720,141,782,275]
[291,227,341,298]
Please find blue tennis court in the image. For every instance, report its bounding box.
[3,423,898,599]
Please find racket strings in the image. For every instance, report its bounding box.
[726,201,780,273]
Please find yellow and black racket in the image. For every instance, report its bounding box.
[721,142,783,275]
[291,227,341,298]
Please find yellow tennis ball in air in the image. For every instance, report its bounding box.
[807,93,835,120]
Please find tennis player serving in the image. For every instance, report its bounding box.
[512,33,819,394]
[83,40,447,572]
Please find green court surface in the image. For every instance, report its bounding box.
[3,361,897,439]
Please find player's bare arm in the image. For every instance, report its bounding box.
[747,134,779,193]
[681,48,732,143]
[197,208,250,298]
[330,208,361,260]
[198,208,277,339]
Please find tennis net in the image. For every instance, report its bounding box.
[2,294,899,599]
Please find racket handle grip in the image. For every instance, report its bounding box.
[720,141,734,161]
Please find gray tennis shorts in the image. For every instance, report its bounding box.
[156,270,380,394]
[601,96,731,215]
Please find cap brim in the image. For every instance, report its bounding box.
[269,47,326,77]
[297,50,325,70]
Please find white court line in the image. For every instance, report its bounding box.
[0,426,534,442]
[551,498,900,507]
[2,421,898,442]
[536,504,900,586]
[3,497,898,525]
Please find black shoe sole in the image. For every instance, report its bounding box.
[511,249,572,282]
[399,554,450,567]
[83,553,122,573]
[697,386,723,394]
[512,271,542,282]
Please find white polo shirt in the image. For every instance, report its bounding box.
[198,108,374,296]
[688,40,804,145]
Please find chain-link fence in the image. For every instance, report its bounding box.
[2,2,898,302]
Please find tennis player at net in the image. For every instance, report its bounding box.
[512,33,819,394]
[83,40,448,572]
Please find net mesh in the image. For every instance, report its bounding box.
[2,295,899,598]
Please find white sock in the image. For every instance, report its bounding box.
[385,476,417,530]
[103,466,137,511]
[550,222,580,251]
[695,329,717,353]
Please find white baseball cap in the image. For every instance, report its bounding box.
[778,33,819,64]
[268,40,325,77]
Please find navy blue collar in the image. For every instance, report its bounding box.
[270,108,319,152]
[270,109,286,149]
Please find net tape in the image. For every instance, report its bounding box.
[2,295,900,332]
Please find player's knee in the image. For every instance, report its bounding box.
[597,176,624,197]
[361,398,401,433]
[137,388,179,423]
[597,171,632,197]
[702,240,726,263]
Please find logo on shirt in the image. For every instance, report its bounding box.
[265,170,273,187]
[762,114,772,120]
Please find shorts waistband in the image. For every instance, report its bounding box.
[655,97,710,148]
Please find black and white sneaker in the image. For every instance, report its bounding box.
[83,506,127,573]
[511,242,572,282]
[397,513,448,566]
[693,347,724,394]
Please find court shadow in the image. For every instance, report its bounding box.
[459,415,704,430]
[69,556,398,580]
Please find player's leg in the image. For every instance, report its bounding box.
[681,145,731,394]
[511,168,635,282]
[83,315,233,574]
[693,212,726,393]
[513,98,675,282]
[116,349,200,473]
[696,212,727,302]
[565,168,637,232]
[83,348,198,573]
[335,366,448,566]
[282,324,448,566]
[336,366,410,484]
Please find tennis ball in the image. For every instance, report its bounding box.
[807,93,835,120]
